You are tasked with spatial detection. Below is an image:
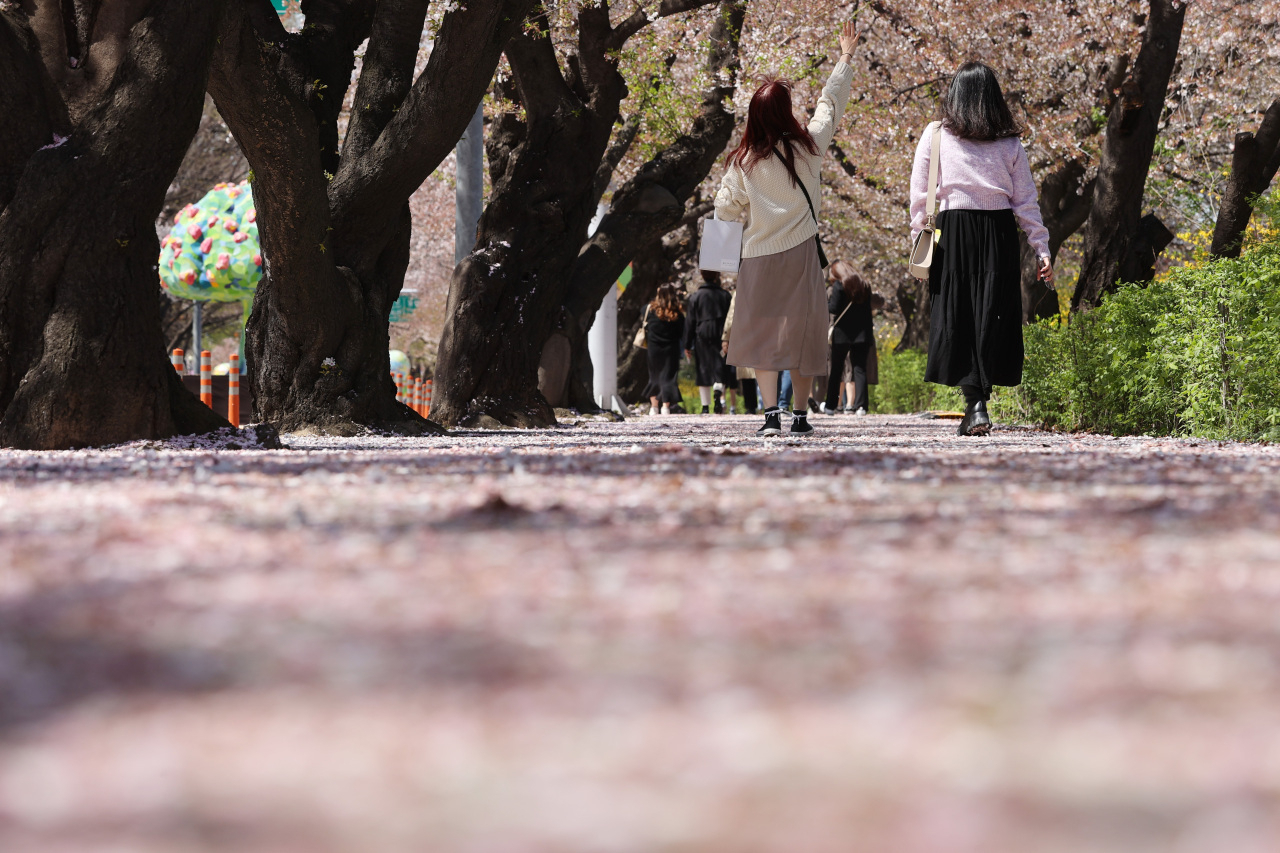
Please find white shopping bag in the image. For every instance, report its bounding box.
[699,216,743,274]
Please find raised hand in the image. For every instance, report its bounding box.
[838,21,859,58]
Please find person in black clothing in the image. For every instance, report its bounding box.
[825,261,874,415]
[644,283,686,415]
[683,272,734,414]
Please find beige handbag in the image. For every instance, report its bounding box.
[908,122,943,280]
[633,306,649,349]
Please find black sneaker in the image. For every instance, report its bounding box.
[791,410,814,435]
[957,400,992,436]
[756,408,784,436]
[713,391,724,414]
[807,396,821,414]
[701,405,710,415]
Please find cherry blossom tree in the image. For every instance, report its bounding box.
[207,0,532,435]
[431,0,736,427]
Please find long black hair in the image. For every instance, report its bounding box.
[941,62,1023,141]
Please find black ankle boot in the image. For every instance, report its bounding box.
[958,400,992,436]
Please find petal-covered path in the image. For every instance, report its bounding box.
[2,414,1280,852]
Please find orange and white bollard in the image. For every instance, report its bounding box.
[228,353,241,427]
[424,379,432,417]
[171,348,185,374]
[394,372,404,403]
[200,350,213,408]
[413,377,423,415]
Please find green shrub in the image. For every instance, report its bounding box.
[991,238,1280,441]
[869,347,964,413]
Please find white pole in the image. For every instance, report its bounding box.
[586,201,624,414]
[455,104,484,266]
[191,301,203,372]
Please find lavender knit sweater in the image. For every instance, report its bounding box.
[910,122,1050,259]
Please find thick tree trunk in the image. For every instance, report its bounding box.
[559,0,745,412]
[432,0,720,428]
[1071,0,1186,311]
[0,2,230,450]
[1019,160,1096,322]
[433,19,630,427]
[1210,99,1280,259]
[210,0,529,435]
[894,277,931,353]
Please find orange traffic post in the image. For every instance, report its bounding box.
[171,348,185,374]
[228,353,241,427]
[394,372,404,403]
[413,377,423,414]
[200,350,213,408]
[424,379,432,417]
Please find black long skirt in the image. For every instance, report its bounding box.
[644,342,683,404]
[693,336,734,386]
[924,208,1024,396]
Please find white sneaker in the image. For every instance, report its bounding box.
[649,406,660,416]
[855,407,867,416]
[661,403,671,415]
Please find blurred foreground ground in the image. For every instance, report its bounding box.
[2,414,1280,852]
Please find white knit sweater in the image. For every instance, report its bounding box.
[714,62,854,259]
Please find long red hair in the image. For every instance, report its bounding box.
[727,79,819,184]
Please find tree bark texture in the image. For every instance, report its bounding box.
[1019,160,1096,322]
[1071,0,1186,311]
[432,0,721,428]
[208,0,530,435]
[0,1,230,450]
[560,0,746,412]
[1210,99,1280,259]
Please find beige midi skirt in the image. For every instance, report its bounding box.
[725,239,828,376]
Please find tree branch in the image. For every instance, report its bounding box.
[591,114,642,209]
[340,0,431,164]
[608,0,721,52]
[505,10,580,119]
[292,0,376,174]
[327,0,534,263]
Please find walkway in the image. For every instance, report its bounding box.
[2,414,1279,851]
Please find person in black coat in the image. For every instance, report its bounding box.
[683,271,734,414]
[825,261,875,414]
[644,283,687,415]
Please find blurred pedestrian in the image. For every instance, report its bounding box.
[716,21,859,437]
[824,261,874,415]
[911,61,1054,436]
[684,271,733,414]
[643,283,686,415]
[721,293,758,415]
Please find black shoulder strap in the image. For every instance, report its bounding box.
[773,146,819,226]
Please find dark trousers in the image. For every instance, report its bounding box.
[739,378,758,414]
[826,341,870,411]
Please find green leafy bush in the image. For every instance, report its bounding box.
[992,237,1280,441]
[869,347,964,413]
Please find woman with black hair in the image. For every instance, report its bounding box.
[825,261,874,415]
[911,61,1054,436]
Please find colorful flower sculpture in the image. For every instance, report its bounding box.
[159,181,261,302]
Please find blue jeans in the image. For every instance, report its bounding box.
[779,370,793,411]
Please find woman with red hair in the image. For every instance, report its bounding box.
[716,22,859,437]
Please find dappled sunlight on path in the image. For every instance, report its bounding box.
[2,414,1280,852]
